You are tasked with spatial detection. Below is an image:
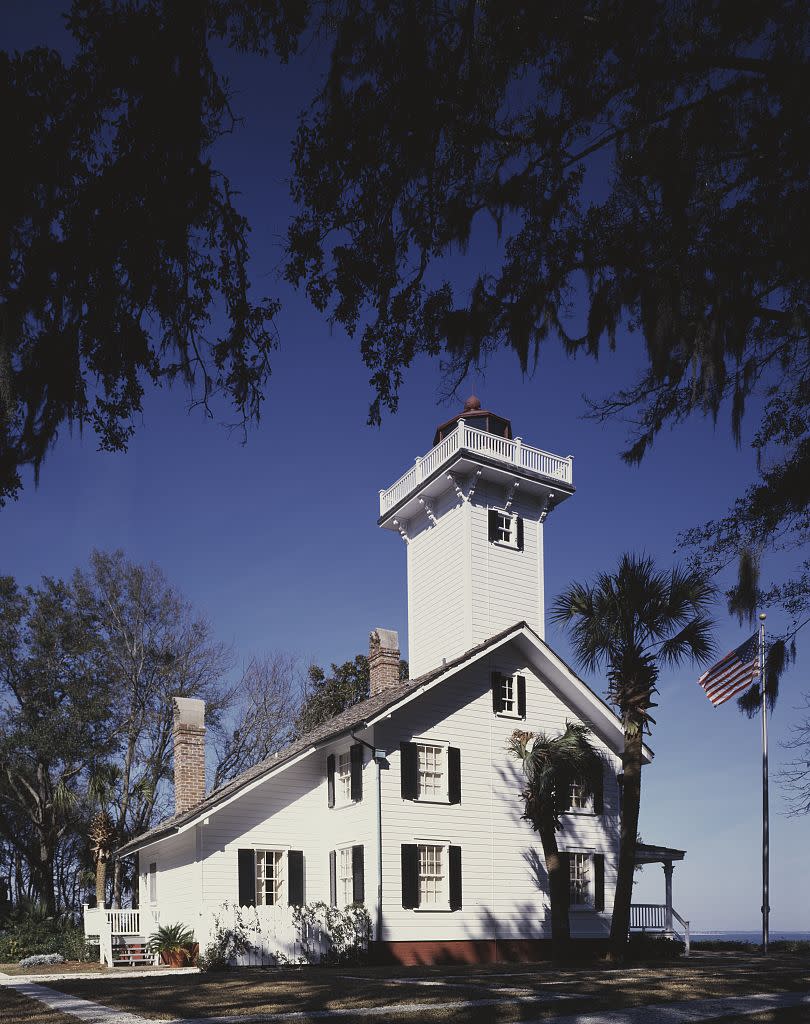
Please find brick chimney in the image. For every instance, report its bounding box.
[369,629,400,696]
[172,697,206,814]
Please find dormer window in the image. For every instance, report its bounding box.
[488,509,524,550]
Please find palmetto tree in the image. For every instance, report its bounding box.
[508,723,604,959]
[552,554,715,959]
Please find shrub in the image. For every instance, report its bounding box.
[292,902,371,966]
[0,914,91,963]
[147,923,195,957]
[198,906,255,972]
[627,932,685,961]
[19,953,65,969]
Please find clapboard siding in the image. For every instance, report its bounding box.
[407,488,468,676]
[137,829,197,934]
[375,653,620,942]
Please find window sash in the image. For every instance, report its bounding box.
[337,751,352,802]
[418,844,445,906]
[417,743,445,799]
[501,675,516,713]
[496,512,512,543]
[569,780,589,810]
[569,852,592,906]
[338,847,353,906]
[256,849,284,906]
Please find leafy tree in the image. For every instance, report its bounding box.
[293,653,408,737]
[287,0,808,630]
[508,723,603,959]
[552,554,714,958]
[0,0,310,503]
[778,692,810,816]
[0,576,116,914]
[72,549,232,906]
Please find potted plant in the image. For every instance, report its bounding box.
[147,923,196,967]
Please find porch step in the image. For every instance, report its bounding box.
[112,941,152,966]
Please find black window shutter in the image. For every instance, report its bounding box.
[593,854,605,911]
[491,672,504,713]
[488,508,499,541]
[593,766,604,815]
[558,852,570,908]
[517,675,527,718]
[288,850,304,906]
[329,850,337,907]
[516,516,524,550]
[352,845,365,903]
[238,849,256,907]
[400,742,418,800]
[448,747,461,804]
[449,846,462,910]
[350,744,363,802]
[401,844,419,908]
[327,754,336,808]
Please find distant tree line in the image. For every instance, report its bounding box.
[0,549,397,916]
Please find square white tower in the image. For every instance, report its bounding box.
[379,397,574,677]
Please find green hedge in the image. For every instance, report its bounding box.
[0,918,92,963]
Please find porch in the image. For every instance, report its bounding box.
[629,843,690,954]
[82,907,160,967]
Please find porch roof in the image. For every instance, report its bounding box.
[635,842,686,865]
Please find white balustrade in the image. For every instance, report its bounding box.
[629,903,690,955]
[380,422,573,516]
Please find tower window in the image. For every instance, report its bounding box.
[488,508,523,550]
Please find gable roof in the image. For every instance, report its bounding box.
[117,622,651,856]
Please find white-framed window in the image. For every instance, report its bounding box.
[147,862,157,905]
[417,742,446,800]
[492,509,519,549]
[337,751,352,803]
[500,674,517,715]
[569,852,593,907]
[255,849,284,906]
[569,779,589,810]
[418,843,447,908]
[338,847,354,907]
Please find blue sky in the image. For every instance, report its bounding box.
[2,3,808,932]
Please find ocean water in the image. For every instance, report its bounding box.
[692,931,810,943]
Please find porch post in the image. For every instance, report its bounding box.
[663,861,674,936]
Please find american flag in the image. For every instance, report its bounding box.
[698,631,761,707]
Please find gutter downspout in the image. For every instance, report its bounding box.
[351,729,383,946]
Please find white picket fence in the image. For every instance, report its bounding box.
[199,903,330,966]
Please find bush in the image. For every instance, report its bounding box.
[19,953,65,968]
[293,902,371,966]
[198,906,255,972]
[627,932,685,961]
[0,911,91,963]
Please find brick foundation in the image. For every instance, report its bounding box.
[370,938,610,966]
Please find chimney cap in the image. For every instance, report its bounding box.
[173,696,205,729]
[370,628,399,651]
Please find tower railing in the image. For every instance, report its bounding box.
[379,421,573,516]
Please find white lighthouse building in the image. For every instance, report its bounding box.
[378,396,575,676]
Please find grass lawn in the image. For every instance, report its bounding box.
[0,961,115,977]
[37,952,810,1022]
[0,986,82,1024]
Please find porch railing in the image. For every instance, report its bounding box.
[83,906,160,966]
[630,903,690,956]
[379,420,573,516]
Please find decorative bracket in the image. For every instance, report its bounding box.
[392,518,410,544]
[447,468,483,504]
[419,497,438,526]
[504,480,520,511]
[539,493,555,523]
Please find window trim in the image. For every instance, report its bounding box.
[566,779,595,816]
[495,672,521,719]
[492,507,519,549]
[335,749,353,807]
[254,847,287,907]
[568,850,595,911]
[413,737,450,803]
[147,862,157,905]
[336,844,355,908]
[412,839,452,912]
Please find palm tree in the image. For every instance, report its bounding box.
[508,722,604,960]
[88,810,116,908]
[552,553,715,960]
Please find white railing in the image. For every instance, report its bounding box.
[630,903,690,956]
[379,420,573,516]
[83,906,161,966]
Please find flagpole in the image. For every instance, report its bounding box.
[759,611,769,952]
